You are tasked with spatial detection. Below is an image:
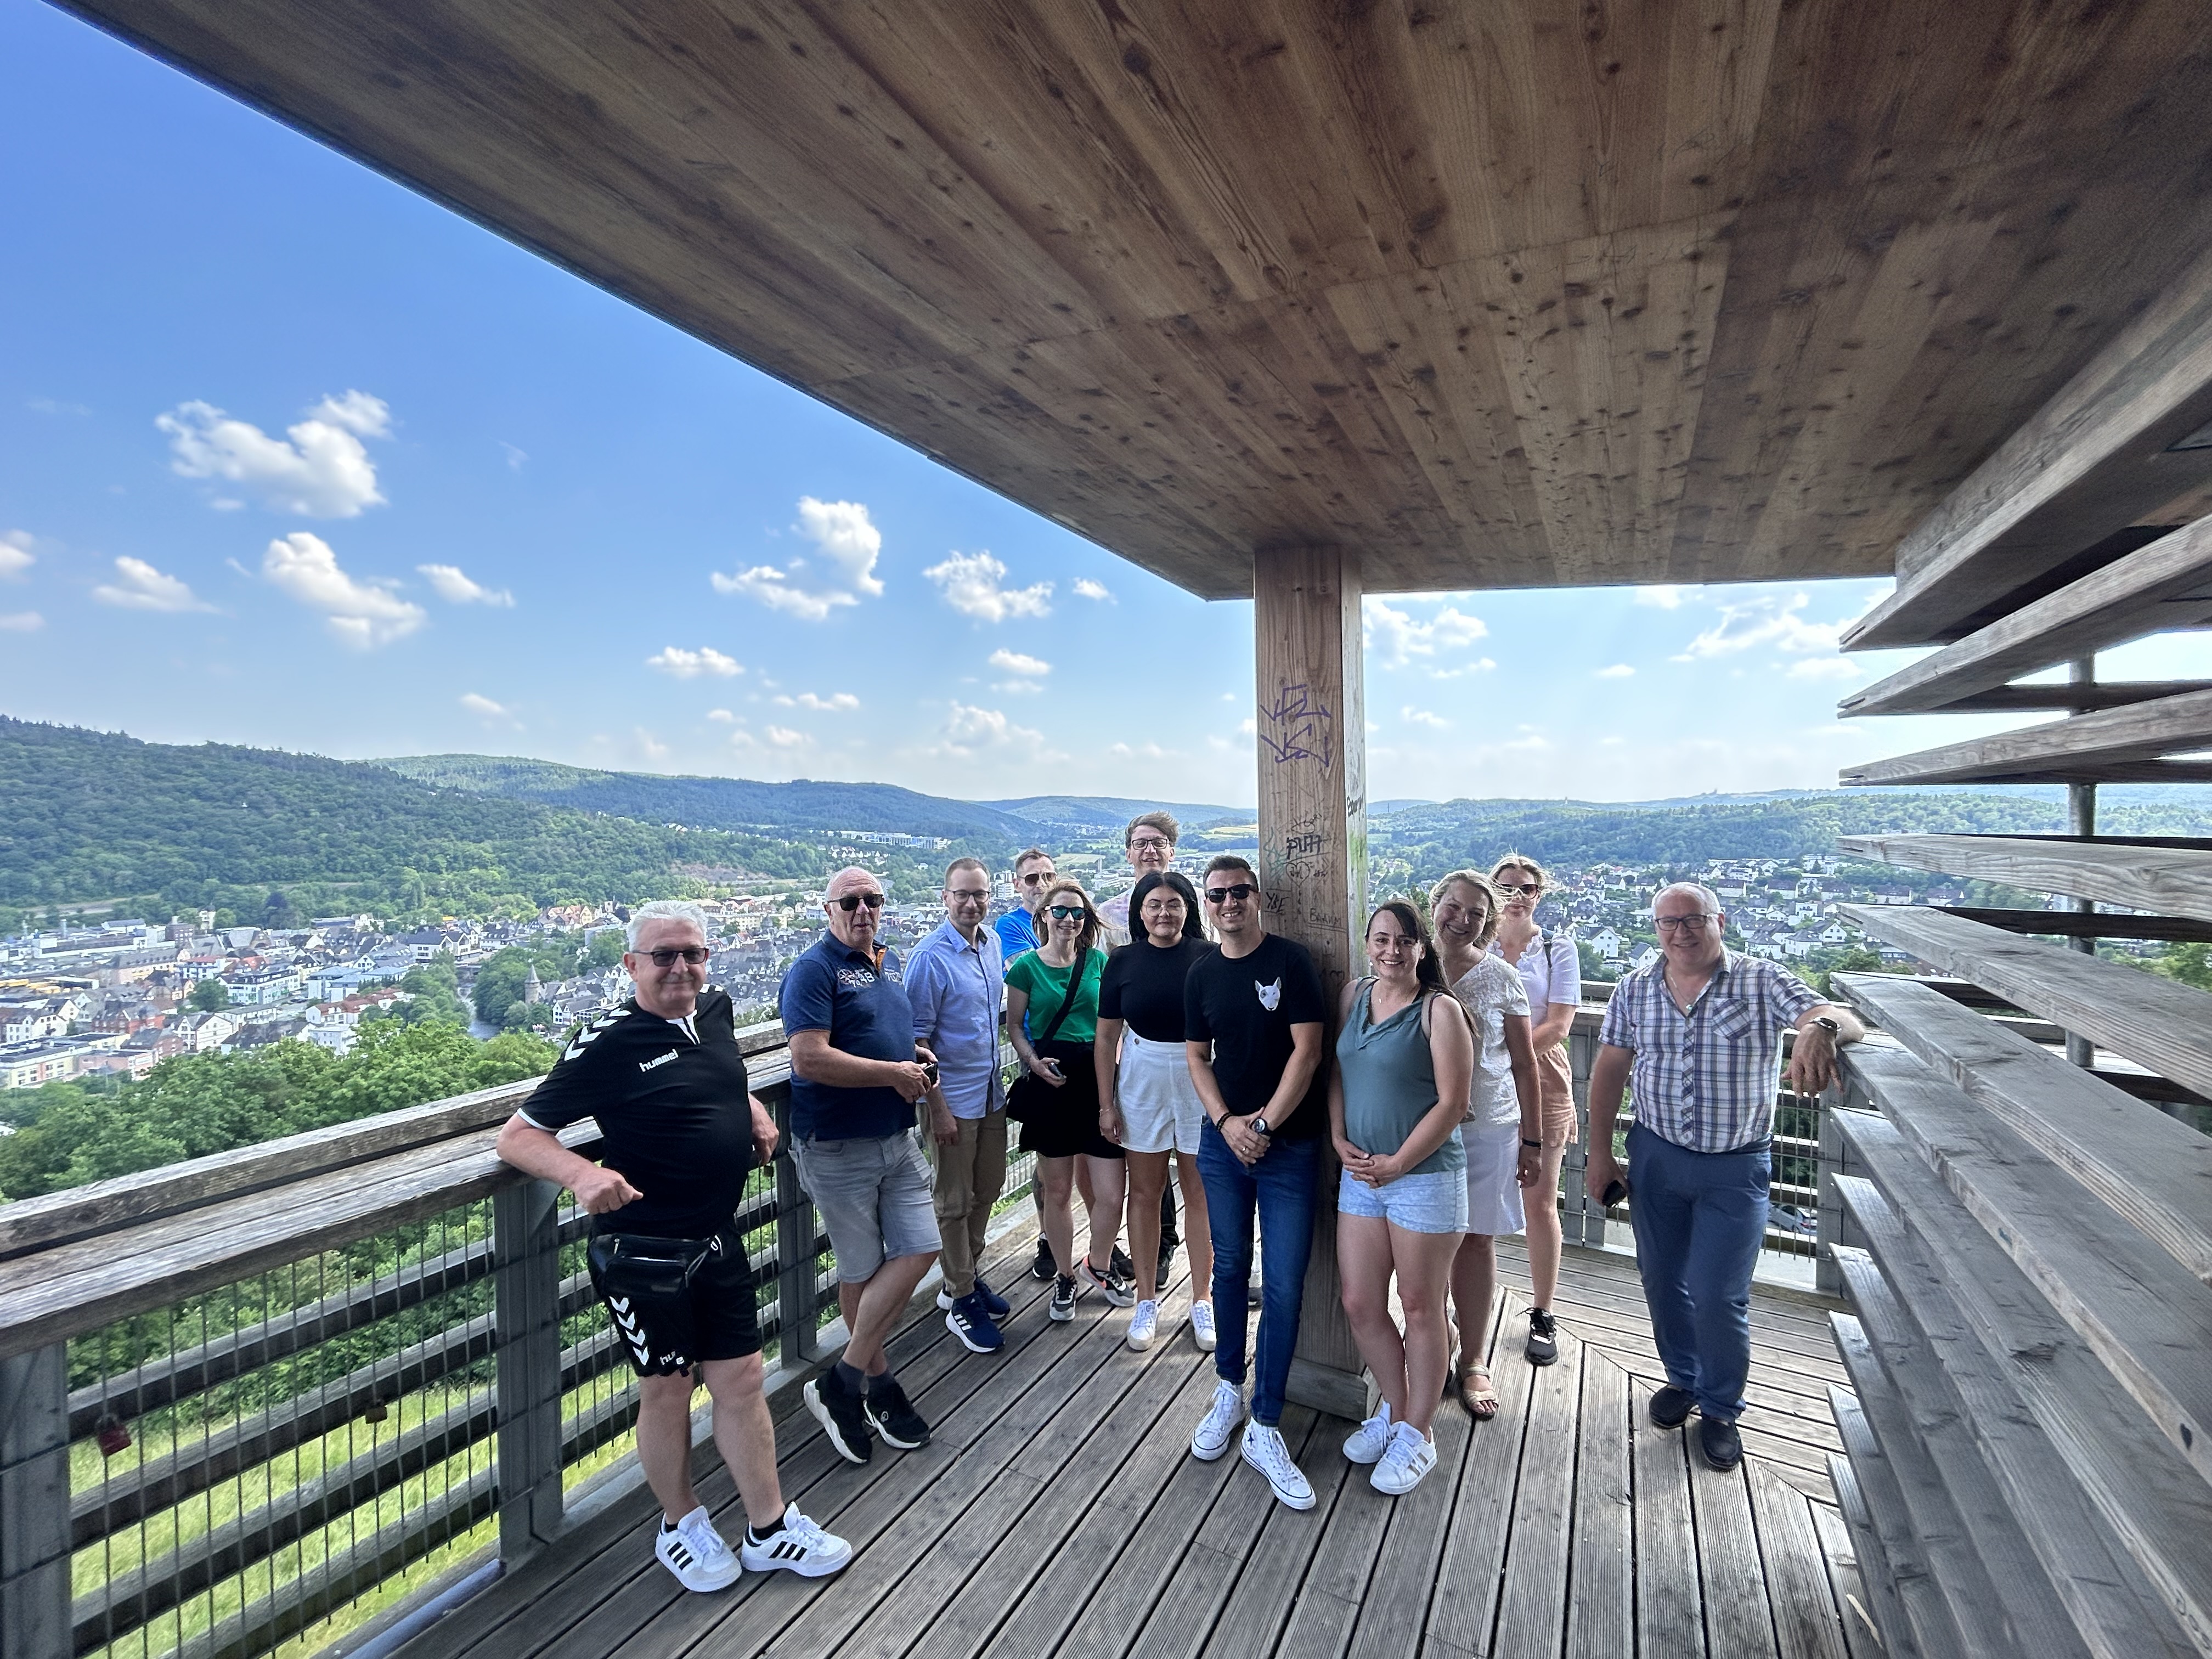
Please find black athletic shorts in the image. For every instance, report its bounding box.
[588,1220,762,1376]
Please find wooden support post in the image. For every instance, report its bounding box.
[1252,544,1368,1420]
[1565,1020,1607,1248]
[773,1096,822,1365]
[2067,658,2099,1069]
[493,1177,566,1562]
[0,1345,70,1659]
[1816,1076,1875,1301]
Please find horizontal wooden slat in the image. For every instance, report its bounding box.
[1938,680,2212,714]
[1841,906,2212,1098]
[1836,833,2212,924]
[1836,975,2212,1286]
[1842,514,2212,716]
[1834,1147,2212,1651]
[1836,1048,2212,1491]
[1844,239,2212,652]
[1839,689,2212,787]
[1930,906,2212,944]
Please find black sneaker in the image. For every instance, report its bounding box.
[1110,1244,1136,1283]
[1649,1385,1695,1430]
[1699,1415,1743,1471]
[1080,1256,1136,1308]
[1525,1308,1559,1367]
[1049,1274,1076,1321]
[1031,1236,1056,1281]
[974,1274,1011,1319]
[864,1376,930,1451]
[1156,1239,1176,1289]
[804,1369,872,1465]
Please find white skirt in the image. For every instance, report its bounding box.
[1115,1030,1203,1154]
[1464,1119,1527,1237]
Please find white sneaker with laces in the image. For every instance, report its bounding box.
[1190,1379,1245,1460]
[655,1505,740,1592]
[1370,1420,1438,1495]
[1240,1421,1317,1510]
[1127,1299,1160,1351]
[1342,1401,1393,1464]
[738,1502,853,1577]
[1189,1301,1217,1352]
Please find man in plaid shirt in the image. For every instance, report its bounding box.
[1586,882,1861,1471]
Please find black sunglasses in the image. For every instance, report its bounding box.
[644,946,710,967]
[833,892,886,912]
[1046,903,1088,919]
[1204,883,1257,904]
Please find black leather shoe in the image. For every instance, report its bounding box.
[1649,1385,1695,1430]
[1699,1415,1743,1471]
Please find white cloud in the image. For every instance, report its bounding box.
[500,442,528,470]
[924,551,1053,622]
[1635,585,1694,609]
[711,496,884,621]
[775,691,860,712]
[1674,591,1845,661]
[989,648,1051,678]
[706,708,738,723]
[1364,599,1489,669]
[157,392,391,517]
[634,727,669,760]
[647,646,742,679]
[0,530,33,580]
[1073,578,1115,602]
[1595,663,1635,679]
[1401,706,1449,729]
[92,556,215,613]
[939,702,1064,761]
[764,725,809,749]
[1431,657,1497,679]
[261,532,425,648]
[0,611,42,632]
[417,563,515,606]
[459,692,522,728]
[1786,656,1864,682]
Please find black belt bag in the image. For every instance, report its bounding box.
[586,1230,719,1300]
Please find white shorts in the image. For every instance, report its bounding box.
[1115,1030,1203,1155]
[1464,1119,1527,1238]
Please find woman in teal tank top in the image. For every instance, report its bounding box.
[1328,901,1475,1497]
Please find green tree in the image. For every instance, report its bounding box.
[2149,942,2212,991]
[187,977,233,1012]
[584,928,628,970]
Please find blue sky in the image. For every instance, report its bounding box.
[4,1,2193,807]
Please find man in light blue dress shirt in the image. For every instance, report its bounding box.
[908,856,1012,1353]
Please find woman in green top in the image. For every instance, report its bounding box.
[1005,878,1129,1321]
[1329,901,1475,1496]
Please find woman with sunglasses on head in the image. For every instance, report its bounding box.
[1429,870,1542,1419]
[1096,870,1217,1352]
[1487,854,1581,1365]
[1331,901,1475,1493]
[1004,880,1130,1321]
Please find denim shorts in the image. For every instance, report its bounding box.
[791,1130,939,1283]
[1336,1166,1469,1234]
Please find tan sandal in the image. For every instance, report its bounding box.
[1460,1363,1500,1420]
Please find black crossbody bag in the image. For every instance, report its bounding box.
[1005,953,1094,1125]
[586,1228,720,1301]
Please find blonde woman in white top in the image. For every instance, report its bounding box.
[1429,870,1543,1418]
[1489,853,1582,1367]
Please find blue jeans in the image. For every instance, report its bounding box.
[1626,1122,1770,1423]
[1197,1120,1318,1427]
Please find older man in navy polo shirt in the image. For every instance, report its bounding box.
[785,866,950,1466]
[1585,882,1861,1472]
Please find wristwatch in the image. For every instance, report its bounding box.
[1809,1015,1841,1039]
[1251,1114,1273,1137]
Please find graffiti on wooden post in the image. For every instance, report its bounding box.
[1260,681,1334,771]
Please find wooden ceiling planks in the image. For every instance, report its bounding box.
[58,0,2212,597]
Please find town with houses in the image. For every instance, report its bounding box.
[0,847,2100,1097]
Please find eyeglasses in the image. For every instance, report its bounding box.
[833,893,886,912]
[1205,883,1257,904]
[1046,904,1088,920]
[1128,837,1172,852]
[947,888,989,902]
[1018,871,1056,884]
[1654,914,1714,932]
[644,946,710,967]
[1494,882,1541,897]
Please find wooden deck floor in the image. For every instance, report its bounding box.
[404,1236,1871,1659]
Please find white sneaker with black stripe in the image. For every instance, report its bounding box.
[654,1505,740,1592]
[738,1503,853,1577]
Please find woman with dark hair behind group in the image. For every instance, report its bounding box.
[1097,870,1217,1353]
[1330,901,1475,1494]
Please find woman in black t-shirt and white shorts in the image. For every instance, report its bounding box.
[1096,870,1218,1353]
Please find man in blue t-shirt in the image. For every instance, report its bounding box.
[783,865,950,1466]
[995,846,1054,964]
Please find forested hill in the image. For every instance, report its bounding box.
[382,754,1037,841]
[0,719,877,919]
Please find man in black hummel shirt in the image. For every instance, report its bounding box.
[497,900,850,1592]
